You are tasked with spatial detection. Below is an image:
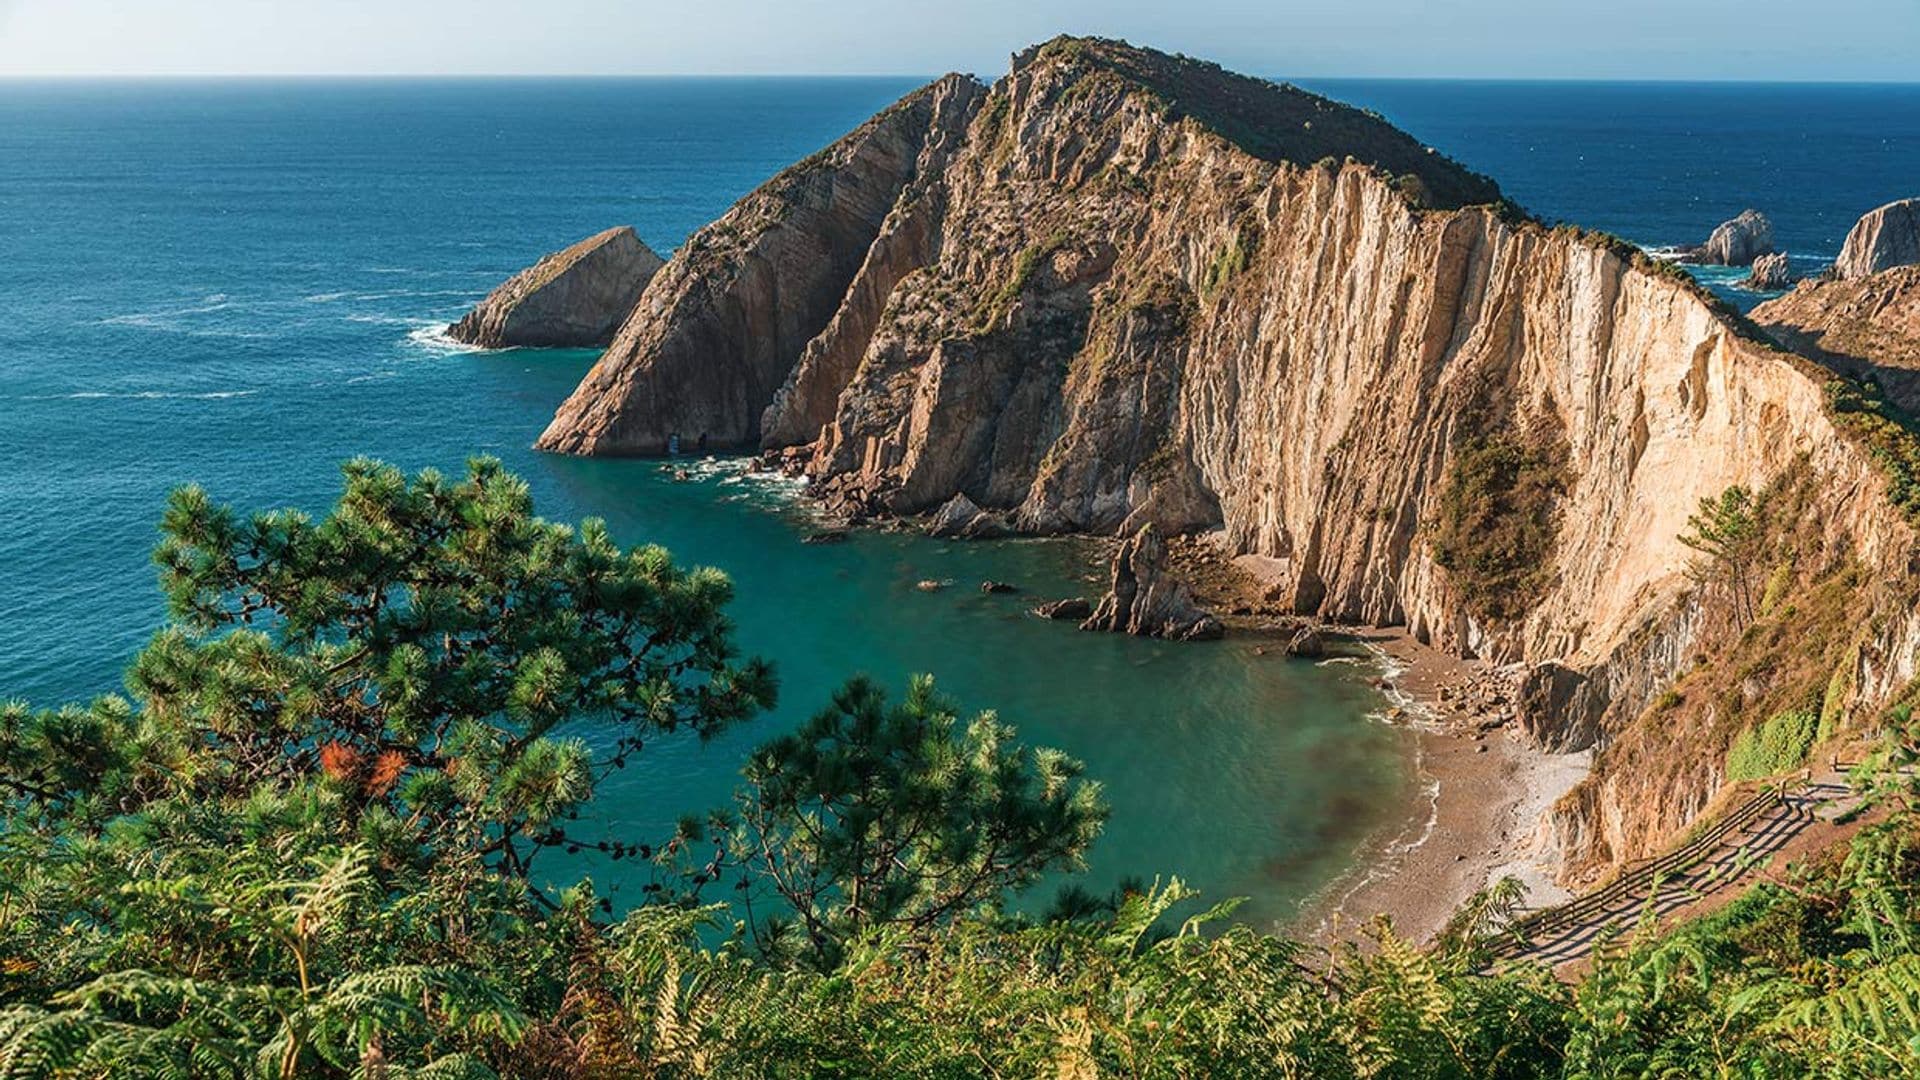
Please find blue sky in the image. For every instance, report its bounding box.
[2,0,1915,80]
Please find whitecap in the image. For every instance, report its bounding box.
[406,322,483,356]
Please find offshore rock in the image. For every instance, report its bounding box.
[1687,209,1775,267]
[925,493,1010,539]
[450,227,663,348]
[1834,197,1920,279]
[1741,251,1794,291]
[1082,524,1224,641]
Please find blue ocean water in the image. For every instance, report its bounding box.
[3,76,1916,922]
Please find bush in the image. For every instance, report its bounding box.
[1430,431,1568,622]
[1726,707,1818,781]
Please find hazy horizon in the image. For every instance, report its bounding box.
[3,0,1916,82]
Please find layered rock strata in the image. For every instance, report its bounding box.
[450,227,663,348]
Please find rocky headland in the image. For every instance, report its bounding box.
[450,226,664,348]
[1755,265,1920,412]
[523,38,1920,896]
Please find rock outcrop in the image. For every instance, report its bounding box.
[1081,525,1224,641]
[529,37,1920,884]
[450,227,663,348]
[1686,209,1775,266]
[1835,197,1920,279]
[1742,251,1794,291]
[1755,266,1920,412]
[925,493,1010,539]
[535,74,987,454]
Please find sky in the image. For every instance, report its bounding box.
[1,0,1916,80]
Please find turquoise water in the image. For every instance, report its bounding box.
[4,77,1916,922]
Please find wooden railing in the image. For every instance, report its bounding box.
[1485,781,1794,960]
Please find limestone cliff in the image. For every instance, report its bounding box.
[450,227,663,348]
[532,38,1920,883]
[1835,197,1920,280]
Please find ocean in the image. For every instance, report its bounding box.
[2,75,1915,923]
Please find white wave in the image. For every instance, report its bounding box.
[305,291,350,303]
[21,389,258,401]
[405,322,483,356]
[101,298,236,326]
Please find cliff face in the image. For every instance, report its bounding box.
[1754,266,1920,413]
[1835,197,1920,280]
[535,75,986,454]
[450,227,663,348]
[532,37,1920,882]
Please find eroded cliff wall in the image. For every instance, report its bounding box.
[534,37,1920,881]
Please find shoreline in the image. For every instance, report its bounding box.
[1167,535,1591,945]
[1296,629,1589,945]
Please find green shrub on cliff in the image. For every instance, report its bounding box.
[1430,428,1568,623]
[1725,706,1818,781]
[1827,375,1920,522]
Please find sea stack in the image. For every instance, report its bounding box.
[1834,197,1920,279]
[449,226,664,349]
[1688,209,1775,266]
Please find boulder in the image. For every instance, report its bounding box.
[1032,597,1092,620]
[1080,524,1224,641]
[980,580,1019,594]
[450,226,664,348]
[1688,209,1775,267]
[1285,627,1326,659]
[1741,251,1794,291]
[1835,197,1920,279]
[925,493,1010,539]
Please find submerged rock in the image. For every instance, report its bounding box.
[980,580,1019,594]
[1285,627,1326,659]
[1741,251,1794,291]
[1081,524,1223,641]
[450,226,663,348]
[1834,197,1920,279]
[1032,597,1092,620]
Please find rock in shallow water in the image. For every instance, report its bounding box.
[1032,597,1092,620]
[1741,251,1794,291]
[1285,627,1326,659]
[449,226,664,348]
[1081,524,1223,642]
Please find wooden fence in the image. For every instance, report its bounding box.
[1485,781,1794,960]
